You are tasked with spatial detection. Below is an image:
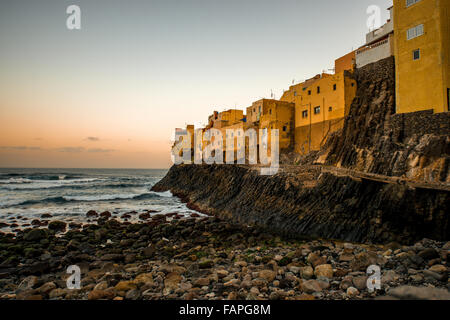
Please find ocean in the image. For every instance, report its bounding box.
[0,168,201,232]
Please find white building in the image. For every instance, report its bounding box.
[356,6,394,68]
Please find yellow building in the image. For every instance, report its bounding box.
[245,99,295,152]
[212,109,244,129]
[172,124,195,160]
[393,0,450,114]
[281,70,357,154]
[335,51,356,73]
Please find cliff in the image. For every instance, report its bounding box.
[318,57,450,183]
[152,164,448,244]
[153,57,449,244]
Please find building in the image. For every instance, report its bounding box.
[356,6,394,68]
[172,125,195,160]
[335,51,356,73]
[245,99,295,152]
[211,109,244,129]
[393,0,450,114]
[281,55,357,155]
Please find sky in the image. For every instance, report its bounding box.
[0,0,392,169]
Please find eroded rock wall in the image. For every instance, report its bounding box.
[153,164,449,244]
[319,57,450,183]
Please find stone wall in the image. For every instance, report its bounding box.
[388,110,450,139]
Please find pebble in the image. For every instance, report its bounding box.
[1,216,448,301]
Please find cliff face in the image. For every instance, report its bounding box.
[153,57,449,244]
[153,164,449,244]
[319,57,450,183]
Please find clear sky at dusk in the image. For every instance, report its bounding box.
[0,0,392,168]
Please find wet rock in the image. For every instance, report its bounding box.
[164,272,182,294]
[418,248,440,260]
[198,259,214,269]
[314,264,333,279]
[16,276,39,293]
[139,213,150,220]
[259,270,276,282]
[386,286,450,300]
[115,281,137,292]
[346,287,359,297]
[125,289,141,300]
[142,246,155,258]
[86,210,98,217]
[48,221,67,232]
[193,278,210,287]
[352,276,368,291]
[300,266,314,280]
[88,289,115,300]
[350,252,385,271]
[24,229,47,241]
[299,280,322,293]
[31,219,42,226]
[100,254,124,262]
[38,282,57,295]
[307,253,327,268]
[428,264,447,274]
[48,288,67,299]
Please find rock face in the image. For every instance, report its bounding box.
[152,164,449,244]
[319,56,450,183]
[152,58,449,244]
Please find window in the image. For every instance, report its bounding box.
[413,49,420,60]
[329,106,333,112]
[333,84,337,91]
[294,91,297,97]
[283,126,287,132]
[302,110,308,118]
[317,86,320,94]
[447,88,450,112]
[407,24,424,40]
[269,109,272,115]
[314,106,321,114]
[406,0,421,8]
[308,90,311,95]
[351,83,355,87]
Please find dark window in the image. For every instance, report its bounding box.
[314,106,321,114]
[447,88,450,111]
[351,83,355,87]
[413,49,420,60]
[283,126,287,132]
[302,110,308,118]
[333,84,337,91]
[308,90,311,95]
[329,106,333,112]
[317,86,320,94]
[269,109,272,115]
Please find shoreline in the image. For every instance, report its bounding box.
[1,213,449,300]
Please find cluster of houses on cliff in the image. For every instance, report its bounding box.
[173,0,449,161]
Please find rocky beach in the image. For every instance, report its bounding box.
[1,212,449,300]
